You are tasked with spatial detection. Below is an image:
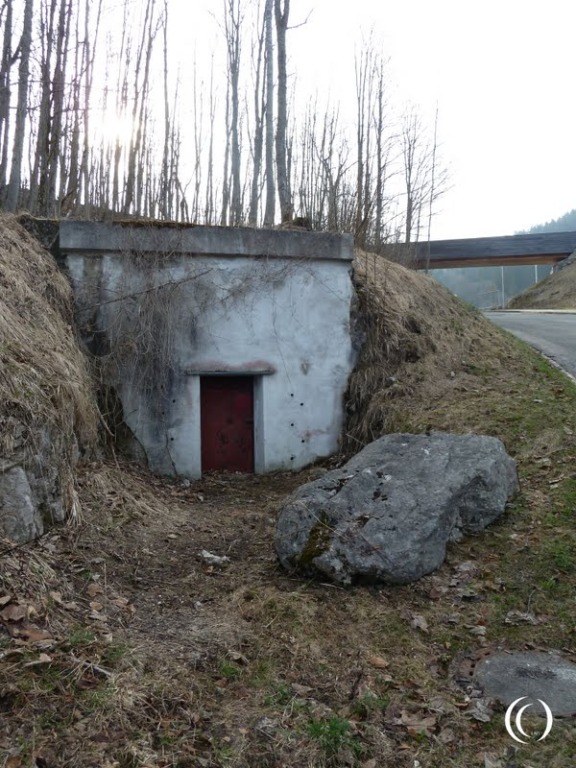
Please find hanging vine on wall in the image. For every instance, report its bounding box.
[99,250,199,420]
[72,230,320,444]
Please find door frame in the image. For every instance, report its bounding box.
[200,375,255,473]
[187,372,266,477]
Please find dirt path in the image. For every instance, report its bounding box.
[75,463,307,668]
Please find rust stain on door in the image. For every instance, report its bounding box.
[200,376,254,473]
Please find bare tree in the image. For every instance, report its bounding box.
[6,0,33,211]
[204,58,216,224]
[400,105,448,247]
[189,56,203,222]
[0,0,445,240]
[295,99,347,231]
[372,56,391,250]
[59,2,83,215]
[425,105,440,271]
[27,0,57,214]
[45,0,73,214]
[274,0,291,222]
[354,45,374,246]
[223,0,243,225]
[401,108,428,243]
[262,0,275,226]
[295,100,318,226]
[83,0,103,214]
[221,67,231,225]
[248,3,266,226]
[124,0,159,215]
[0,0,14,204]
[401,109,418,244]
[159,0,171,219]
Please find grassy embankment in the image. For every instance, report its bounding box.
[508,259,576,309]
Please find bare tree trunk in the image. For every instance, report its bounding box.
[320,109,347,231]
[159,0,170,218]
[400,107,447,248]
[353,43,394,249]
[111,9,130,214]
[6,0,33,211]
[191,57,202,221]
[373,59,389,250]
[0,0,13,204]
[46,0,72,216]
[169,77,184,221]
[354,49,368,245]
[224,0,243,225]
[402,109,419,245]
[295,100,318,227]
[425,106,440,272]
[80,0,103,215]
[274,0,291,222]
[168,89,185,220]
[220,73,231,226]
[62,5,85,216]
[248,4,266,226]
[28,0,56,213]
[263,0,275,226]
[204,58,215,224]
[124,0,158,215]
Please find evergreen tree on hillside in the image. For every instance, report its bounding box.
[520,209,576,234]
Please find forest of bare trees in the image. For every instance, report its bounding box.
[0,0,446,250]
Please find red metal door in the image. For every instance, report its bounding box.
[200,376,254,473]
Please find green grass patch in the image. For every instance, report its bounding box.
[306,715,360,758]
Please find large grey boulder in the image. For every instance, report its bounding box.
[275,433,519,585]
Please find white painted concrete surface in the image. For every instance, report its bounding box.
[62,223,355,478]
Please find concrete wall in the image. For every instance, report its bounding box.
[60,221,355,478]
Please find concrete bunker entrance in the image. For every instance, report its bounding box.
[58,220,355,478]
[200,375,256,473]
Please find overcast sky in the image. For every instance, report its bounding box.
[295,0,576,239]
[172,0,576,240]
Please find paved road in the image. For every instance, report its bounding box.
[486,312,576,379]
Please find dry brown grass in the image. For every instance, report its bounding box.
[508,260,576,309]
[345,250,521,451]
[0,213,97,520]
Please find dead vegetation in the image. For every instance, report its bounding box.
[507,259,576,309]
[0,213,96,439]
[1,238,576,766]
[0,213,97,524]
[345,250,521,451]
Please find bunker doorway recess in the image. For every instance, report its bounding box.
[200,376,255,473]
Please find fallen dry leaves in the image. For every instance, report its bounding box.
[366,653,389,669]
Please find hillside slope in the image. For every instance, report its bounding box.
[346,250,524,451]
[508,258,576,309]
[0,214,97,541]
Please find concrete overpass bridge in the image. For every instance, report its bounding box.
[406,231,576,269]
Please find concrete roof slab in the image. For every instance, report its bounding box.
[59,220,354,261]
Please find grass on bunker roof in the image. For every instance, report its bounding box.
[2,255,576,767]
